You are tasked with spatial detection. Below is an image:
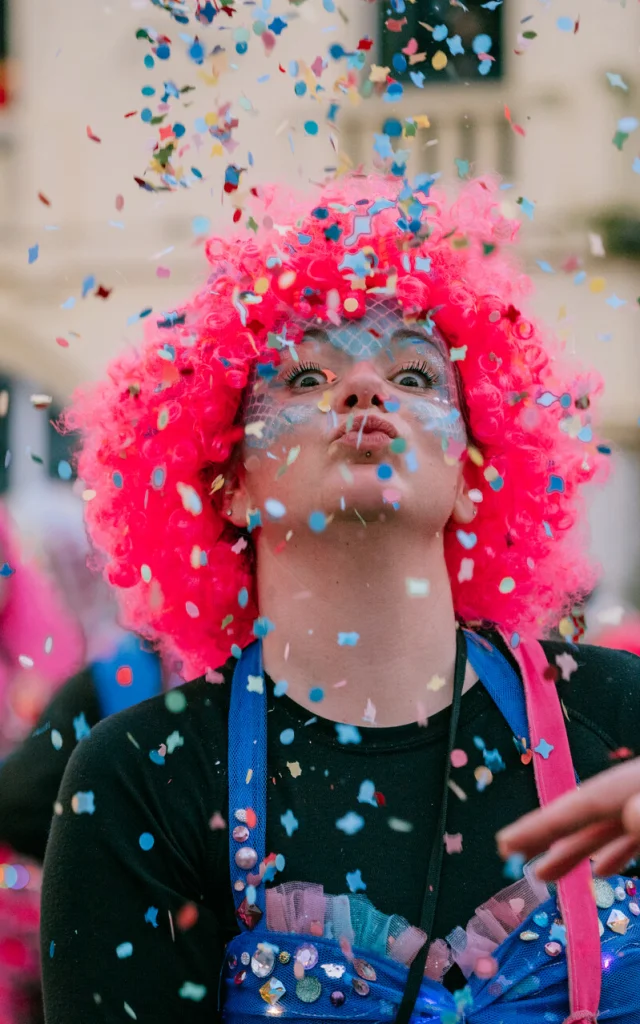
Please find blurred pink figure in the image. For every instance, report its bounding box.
[0,502,84,1024]
[591,614,640,658]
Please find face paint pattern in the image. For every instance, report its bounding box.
[243,300,467,450]
[244,390,318,451]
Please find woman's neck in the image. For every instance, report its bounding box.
[256,520,473,728]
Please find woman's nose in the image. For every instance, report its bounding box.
[333,362,389,412]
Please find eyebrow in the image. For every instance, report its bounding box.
[299,325,440,346]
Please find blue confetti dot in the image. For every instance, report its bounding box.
[144,55,155,69]
[58,460,72,481]
[382,118,402,138]
[556,16,573,32]
[113,471,123,489]
[49,941,55,958]
[139,832,155,851]
[156,44,171,60]
[280,728,295,746]
[377,464,393,481]
[231,643,242,659]
[192,215,211,236]
[304,120,318,136]
[309,687,324,703]
[294,81,307,96]
[141,108,153,123]
[472,33,492,54]
[274,680,288,697]
[433,24,448,42]
[141,85,155,96]
[116,942,133,959]
[392,53,407,74]
[308,511,327,533]
[173,123,186,138]
[238,587,249,608]
[236,41,248,55]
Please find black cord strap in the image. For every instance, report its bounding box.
[393,629,468,1024]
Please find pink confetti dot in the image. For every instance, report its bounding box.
[450,748,468,768]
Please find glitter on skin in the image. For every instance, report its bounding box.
[243,302,466,450]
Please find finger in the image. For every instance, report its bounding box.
[533,819,623,882]
[592,834,640,877]
[497,758,640,858]
[621,792,640,840]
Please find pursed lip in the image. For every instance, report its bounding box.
[332,414,398,449]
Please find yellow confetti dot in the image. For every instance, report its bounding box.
[158,407,169,431]
[245,768,253,784]
[589,277,606,294]
[343,297,359,313]
[82,489,96,502]
[278,270,296,290]
[558,617,574,637]
[474,766,493,787]
[245,421,265,439]
[318,391,332,413]
[368,64,390,83]
[427,674,446,692]
[499,577,516,594]
[413,114,431,129]
[204,112,218,127]
[432,50,448,71]
[287,761,302,778]
[254,277,269,295]
[210,474,225,494]
[467,446,484,467]
[484,465,500,482]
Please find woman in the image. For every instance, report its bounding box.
[40,176,640,1023]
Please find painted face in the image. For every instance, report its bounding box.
[243,300,466,451]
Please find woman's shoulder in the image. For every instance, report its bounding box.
[540,638,640,757]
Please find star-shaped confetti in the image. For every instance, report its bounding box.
[346,869,367,893]
[280,809,299,837]
[534,738,554,760]
[555,652,578,681]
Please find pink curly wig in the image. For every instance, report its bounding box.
[67,175,606,677]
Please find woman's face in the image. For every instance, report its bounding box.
[231,302,473,534]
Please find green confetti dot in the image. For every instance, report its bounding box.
[141,564,152,583]
[165,690,187,714]
[390,437,407,453]
[499,577,516,594]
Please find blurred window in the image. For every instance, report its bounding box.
[48,404,79,484]
[379,1,504,84]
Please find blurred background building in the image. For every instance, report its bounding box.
[0,0,638,631]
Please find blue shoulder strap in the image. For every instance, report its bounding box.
[464,630,529,748]
[92,633,163,719]
[228,641,268,928]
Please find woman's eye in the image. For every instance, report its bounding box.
[284,365,335,390]
[390,365,438,389]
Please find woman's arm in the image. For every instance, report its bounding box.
[0,668,101,860]
[41,699,226,1023]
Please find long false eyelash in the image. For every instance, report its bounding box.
[283,361,324,384]
[400,360,439,386]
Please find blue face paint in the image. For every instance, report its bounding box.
[242,302,466,450]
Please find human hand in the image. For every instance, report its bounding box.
[496,757,640,881]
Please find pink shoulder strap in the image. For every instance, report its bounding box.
[505,635,601,1023]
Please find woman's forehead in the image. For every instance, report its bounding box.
[290,305,449,363]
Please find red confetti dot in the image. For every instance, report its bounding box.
[55,337,69,348]
[176,902,199,931]
[116,665,133,687]
[245,807,257,828]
